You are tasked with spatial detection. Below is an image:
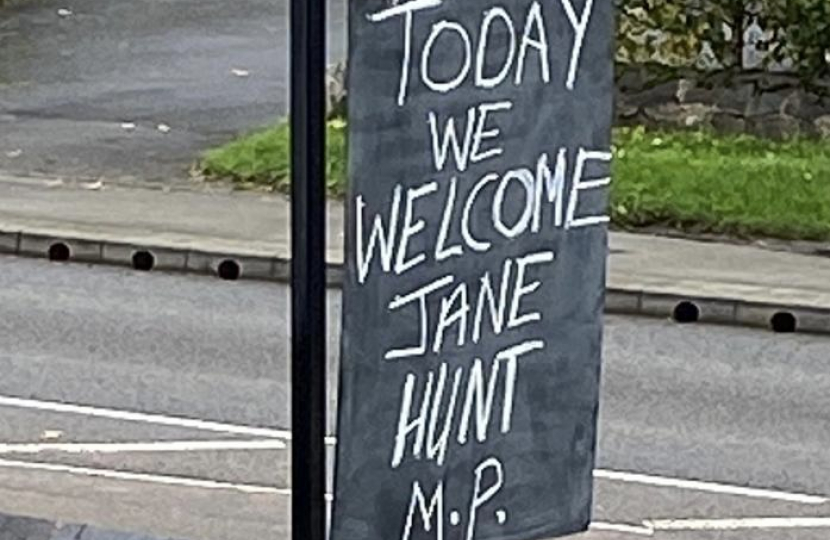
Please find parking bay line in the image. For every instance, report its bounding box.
[0,457,291,495]
[3,458,823,537]
[0,394,341,444]
[646,517,830,531]
[0,394,307,442]
[0,439,286,454]
[1,394,825,505]
[594,469,827,505]
[590,521,654,536]
[0,458,654,537]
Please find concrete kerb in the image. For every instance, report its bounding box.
[0,229,342,285]
[1,229,828,335]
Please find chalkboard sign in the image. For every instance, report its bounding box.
[333,0,614,539]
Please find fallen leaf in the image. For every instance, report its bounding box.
[231,68,250,78]
[57,8,73,17]
[157,123,171,134]
[40,430,63,441]
[82,180,104,191]
[328,118,346,130]
[5,149,22,158]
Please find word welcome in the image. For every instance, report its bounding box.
[356,147,609,284]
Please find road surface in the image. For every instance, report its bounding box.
[0,255,829,539]
[0,0,346,183]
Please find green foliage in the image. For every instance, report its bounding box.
[200,119,348,196]
[617,0,830,85]
[617,0,750,68]
[202,121,830,241]
[762,0,830,82]
[612,126,830,240]
[617,0,757,68]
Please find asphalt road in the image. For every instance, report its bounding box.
[0,255,829,539]
[0,0,346,183]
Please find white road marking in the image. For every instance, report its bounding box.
[0,458,335,502]
[594,469,827,505]
[2,458,826,536]
[647,517,830,531]
[1,395,825,507]
[0,458,289,495]
[590,521,654,536]
[0,439,286,455]
[0,395,339,444]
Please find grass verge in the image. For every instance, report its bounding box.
[611,127,830,240]
[200,122,830,241]
[201,119,348,197]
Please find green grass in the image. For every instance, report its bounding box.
[612,127,830,240]
[200,122,830,241]
[201,119,348,197]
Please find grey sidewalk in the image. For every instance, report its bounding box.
[1,175,829,332]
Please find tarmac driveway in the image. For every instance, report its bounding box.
[0,0,346,184]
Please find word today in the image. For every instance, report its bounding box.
[369,0,597,105]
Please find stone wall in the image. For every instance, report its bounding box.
[617,69,830,139]
[327,63,830,139]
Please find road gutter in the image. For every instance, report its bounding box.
[0,229,828,335]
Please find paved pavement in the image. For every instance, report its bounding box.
[0,0,346,183]
[0,256,829,539]
[0,178,829,314]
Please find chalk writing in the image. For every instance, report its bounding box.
[355,148,609,283]
[334,0,611,539]
[370,0,598,105]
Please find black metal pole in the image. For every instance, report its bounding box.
[290,0,326,537]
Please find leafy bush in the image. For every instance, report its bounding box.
[617,0,754,68]
[763,0,830,81]
[617,0,830,84]
[200,120,348,196]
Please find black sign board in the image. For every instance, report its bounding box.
[333,0,614,539]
